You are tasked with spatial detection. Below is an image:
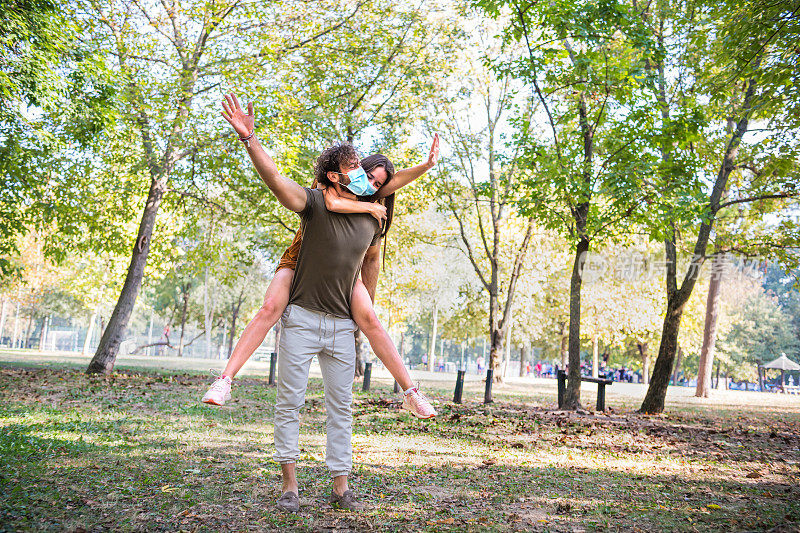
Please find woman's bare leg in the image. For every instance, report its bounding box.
[351,280,414,391]
[221,268,294,379]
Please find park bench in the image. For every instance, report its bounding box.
[557,369,613,411]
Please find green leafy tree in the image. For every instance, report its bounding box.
[640,0,800,413]
[476,0,655,408]
[78,0,461,374]
[719,292,799,377]
[581,243,666,381]
[762,264,800,347]
[434,39,539,394]
[1,0,120,278]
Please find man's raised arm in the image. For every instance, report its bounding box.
[222,93,306,213]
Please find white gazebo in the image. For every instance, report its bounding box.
[762,353,800,392]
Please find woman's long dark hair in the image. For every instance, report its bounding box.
[360,154,395,238]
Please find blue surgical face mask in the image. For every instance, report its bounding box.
[339,167,378,197]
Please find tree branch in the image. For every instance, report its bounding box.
[130,0,179,51]
[500,218,535,331]
[166,188,229,214]
[445,187,491,291]
[277,2,365,56]
[717,192,799,210]
[159,0,188,64]
[193,0,241,65]
[514,1,562,159]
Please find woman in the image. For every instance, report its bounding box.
[203,94,437,418]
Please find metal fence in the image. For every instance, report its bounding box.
[0,318,279,361]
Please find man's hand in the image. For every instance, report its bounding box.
[221,93,255,139]
[425,133,440,170]
[221,92,306,213]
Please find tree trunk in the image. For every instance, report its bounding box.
[696,254,724,397]
[591,335,599,379]
[11,298,20,348]
[672,345,684,386]
[486,281,506,386]
[519,344,526,377]
[0,298,7,342]
[219,321,227,360]
[83,308,99,356]
[503,341,510,378]
[25,315,33,349]
[228,299,241,358]
[713,360,720,389]
[503,306,514,378]
[639,303,683,413]
[146,310,154,356]
[559,321,568,368]
[428,299,438,372]
[177,287,189,358]
[489,325,504,385]
[204,266,212,359]
[637,341,650,384]
[87,179,164,374]
[560,57,595,410]
[564,237,590,410]
[38,316,48,351]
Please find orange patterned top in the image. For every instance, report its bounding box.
[276,228,303,272]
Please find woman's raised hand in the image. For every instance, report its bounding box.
[221,93,255,139]
[426,133,440,169]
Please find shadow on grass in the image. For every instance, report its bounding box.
[5,423,798,532]
[344,459,800,532]
[2,364,800,532]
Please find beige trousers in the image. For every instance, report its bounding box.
[272,304,357,477]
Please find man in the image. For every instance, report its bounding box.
[221,93,379,512]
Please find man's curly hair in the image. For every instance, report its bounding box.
[314,142,360,186]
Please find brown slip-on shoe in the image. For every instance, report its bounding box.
[277,491,299,512]
[330,489,364,511]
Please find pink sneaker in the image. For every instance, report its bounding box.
[401,388,437,419]
[202,372,232,406]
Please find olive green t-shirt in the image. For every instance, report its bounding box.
[287,188,381,319]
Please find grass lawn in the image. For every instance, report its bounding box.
[1,357,799,532]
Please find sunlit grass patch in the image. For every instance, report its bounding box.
[1,363,799,531]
